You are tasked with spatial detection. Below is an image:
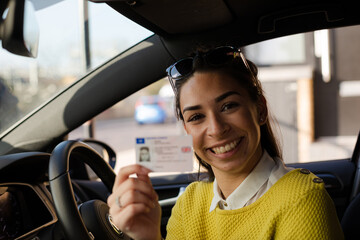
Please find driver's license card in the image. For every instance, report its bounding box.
[135,136,193,172]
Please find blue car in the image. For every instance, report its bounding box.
[134,95,167,124]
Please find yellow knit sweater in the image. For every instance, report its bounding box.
[166,169,344,239]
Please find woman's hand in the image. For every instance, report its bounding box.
[107,164,162,240]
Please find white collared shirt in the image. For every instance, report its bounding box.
[209,151,292,212]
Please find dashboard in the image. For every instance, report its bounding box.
[0,151,110,240]
[0,153,57,240]
[0,183,56,239]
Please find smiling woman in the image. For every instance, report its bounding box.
[180,72,266,186]
[107,46,344,239]
[170,46,279,182]
[1,0,360,239]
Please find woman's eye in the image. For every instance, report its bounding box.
[221,102,239,111]
[187,114,203,122]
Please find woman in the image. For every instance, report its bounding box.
[107,46,343,239]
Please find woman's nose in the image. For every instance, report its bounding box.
[207,113,229,138]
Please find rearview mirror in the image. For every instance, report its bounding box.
[0,0,39,58]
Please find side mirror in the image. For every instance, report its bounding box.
[0,0,39,58]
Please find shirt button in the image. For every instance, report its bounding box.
[300,168,310,174]
[223,202,228,207]
[313,178,323,183]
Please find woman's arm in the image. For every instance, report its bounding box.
[107,164,162,240]
[277,188,344,239]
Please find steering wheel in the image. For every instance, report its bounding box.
[48,140,129,240]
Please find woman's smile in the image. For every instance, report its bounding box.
[208,137,243,156]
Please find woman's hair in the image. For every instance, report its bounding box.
[172,47,282,181]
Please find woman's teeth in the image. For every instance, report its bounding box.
[211,139,240,154]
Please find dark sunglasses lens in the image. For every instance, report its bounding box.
[207,47,236,65]
[170,58,193,79]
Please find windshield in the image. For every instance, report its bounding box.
[0,0,152,136]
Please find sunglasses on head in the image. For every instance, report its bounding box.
[166,46,253,95]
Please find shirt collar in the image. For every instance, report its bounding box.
[209,150,275,212]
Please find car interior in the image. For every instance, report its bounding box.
[1,0,360,239]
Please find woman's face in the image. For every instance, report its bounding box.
[180,71,266,176]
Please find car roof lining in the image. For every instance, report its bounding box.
[105,0,360,41]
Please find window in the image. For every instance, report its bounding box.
[245,28,359,163]
[245,33,306,66]
[0,0,152,135]
[69,79,192,174]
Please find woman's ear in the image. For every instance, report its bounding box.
[257,95,268,125]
